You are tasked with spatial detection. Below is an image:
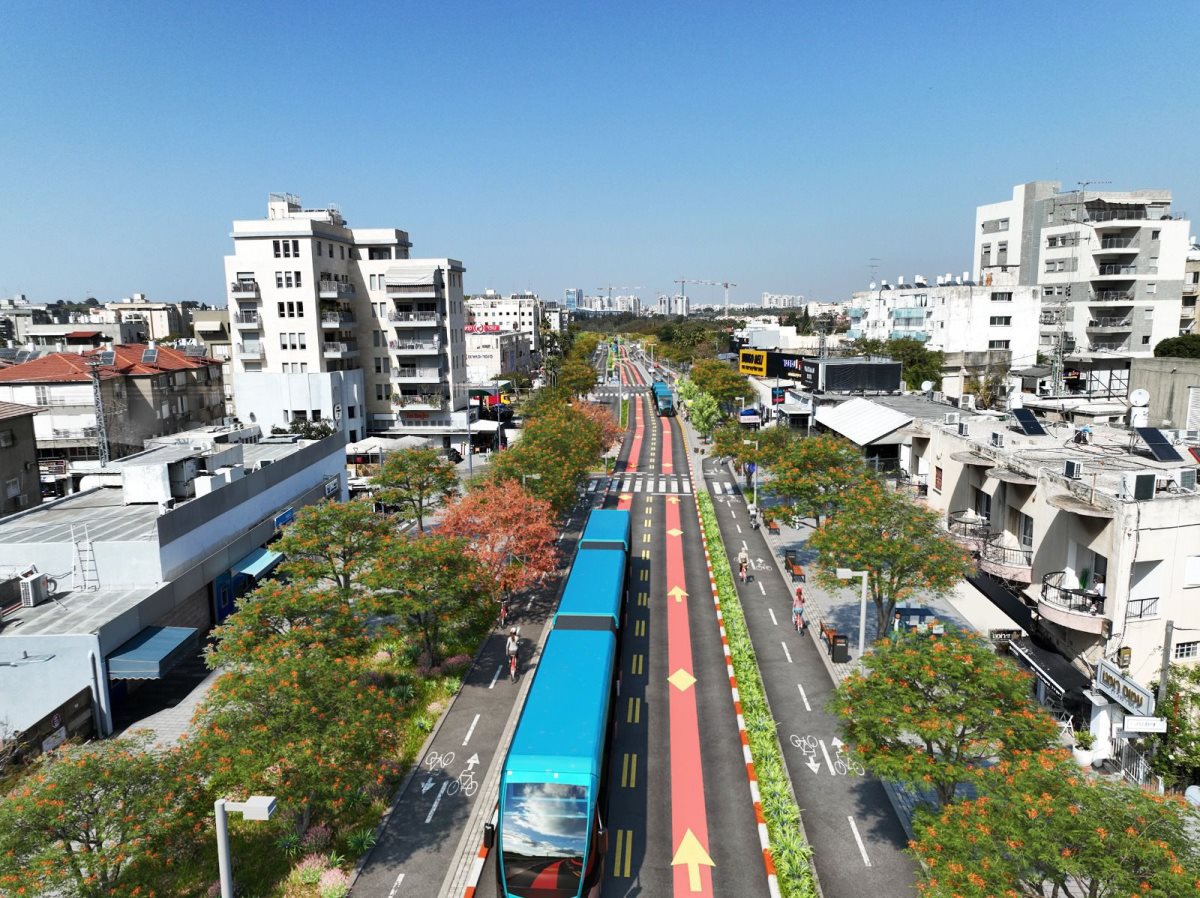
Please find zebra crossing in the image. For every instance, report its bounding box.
[708,480,740,495]
[587,473,693,495]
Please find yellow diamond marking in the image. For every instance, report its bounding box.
[668,668,696,691]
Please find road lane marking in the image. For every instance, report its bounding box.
[627,696,641,724]
[622,752,638,788]
[635,619,646,636]
[848,816,872,866]
[643,533,651,544]
[462,713,480,745]
[385,872,405,898]
[736,524,742,533]
[632,653,644,675]
[423,780,449,823]
[797,683,812,712]
[613,828,634,877]
[488,665,502,689]
[781,642,792,663]
[819,738,836,775]
[758,581,766,595]
[768,608,778,626]
[642,549,650,560]
[641,569,649,580]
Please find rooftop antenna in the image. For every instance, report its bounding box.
[87,355,110,466]
[868,257,881,286]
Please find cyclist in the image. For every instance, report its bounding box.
[498,597,509,629]
[505,627,520,681]
[792,586,806,633]
[736,547,749,583]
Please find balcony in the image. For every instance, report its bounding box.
[320,314,357,328]
[237,342,263,359]
[1094,238,1138,252]
[322,341,360,359]
[1094,264,1139,278]
[1086,318,1133,332]
[390,338,441,354]
[947,509,990,545]
[1090,290,1134,303]
[889,330,929,342]
[50,427,99,440]
[392,367,442,383]
[388,311,441,326]
[392,393,447,410]
[891,307,927,320]
[319,280,356,299]
[232,311,260,327]
[229,280,260,299]
[386,283,441,298]
[978,534,1033,585]
[1038,571,1109,636]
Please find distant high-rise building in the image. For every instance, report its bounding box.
[563,288,582,311]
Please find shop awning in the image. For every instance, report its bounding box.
[469,419,502,432]
[107,626,199,680]
[231,547,283,580]
[1008,637,1090,697]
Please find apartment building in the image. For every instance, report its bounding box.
[0,430,344,742]
[465,328,532,383]
[761,293,806,309]
[190,309,234,415]
[466,291,543,355]
[0,401,43,517]
[99,295,190,341]
[974,181,1191,359]
[224,194,468,444]
[1185,243,1200,335]
[0,344,224,494]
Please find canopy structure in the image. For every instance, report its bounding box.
[231,547,283,580]
[1009,637,1089,697]
[814,397,913,447]
[106,626,199,680]
[346,435,429,455]
[384,262,441,286]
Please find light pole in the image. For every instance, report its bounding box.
[521,472,542,490]
[836,568,870,661]
[466,398,475,477]
[742,439,759,508]
[215,796,276,898]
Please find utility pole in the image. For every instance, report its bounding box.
[1157,619,1175,709]
[88,356,110,467]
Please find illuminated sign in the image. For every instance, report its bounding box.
[1094,658,1155,716]
[739,349,767,377]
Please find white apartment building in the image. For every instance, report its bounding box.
[465,329,532,383]
[563,288,582,311]
[849,280,1041,365]
[466,291,543,354]
[974,181,1192,359]
[761,293,805,309]
[99,295,189,341]
[224,194,468,444]
[657,294,689,317]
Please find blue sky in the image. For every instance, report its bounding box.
[1,1,1196,307]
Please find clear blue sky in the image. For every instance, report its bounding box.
[1,1,1196,307]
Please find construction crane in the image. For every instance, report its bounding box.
[597,285,643,304]
[675,279,738,317]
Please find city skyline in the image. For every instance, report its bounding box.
[1,1,1196,306]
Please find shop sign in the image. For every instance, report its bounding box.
[1094,658,1155,716]
[739,349,767,377]
[1122,715,1167,734]
[988,628,1022,645]
[274,507,295,530]
[324,478,339,497]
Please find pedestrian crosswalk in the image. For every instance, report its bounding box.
[588,473,693,495]
[709,480,740,495]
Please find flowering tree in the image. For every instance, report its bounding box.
[689,358,747,408]
[1150,662,1200,788]
[0,735,204,898]
[274,498,393,595]
[832,630,1058,806]
[807,481,971,631]
[558,357,599,397]
[365,534,486,666]
[371,447,459,532]
[910,749,1200,896]
[438,479,559,607]
[762,433,870,526]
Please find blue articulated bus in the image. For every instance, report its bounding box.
[652,381,675,416]
[493,509,631,898]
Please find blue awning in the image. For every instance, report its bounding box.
[231,547,283,580]
[107,626,199,680]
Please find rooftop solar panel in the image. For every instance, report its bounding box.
[184,346,207,357]
[1135,426,1185,463]
[14,351,30,363]
[96,351,116,366]
[140,349,159,365]
[1012,407,1048,436]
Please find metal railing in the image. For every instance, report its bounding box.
[387,311,440,323]
[1040,571,1106,616]
[1086,318,1132,329]
[237,343,263,355]
[1096,264,1138,276]
[232,312,259,325]
[981,534,1033,568]
[948,510,990,541]
[322,341,358,354]
[51,428,99,440]
[229,281,259,295]
[321,314,356,327]
[392,394,446,409]
[1090,290,1135,302]
[319,280,356,297]
[390,338,441,352]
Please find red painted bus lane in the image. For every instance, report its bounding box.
[664,495,715,896]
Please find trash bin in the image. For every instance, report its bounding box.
[830,634,850,664]
[784,548,798,566]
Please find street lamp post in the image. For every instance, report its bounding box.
[836,568,870,661]
[521,473,542,490]
[215,796,277,898]
[742,439,759,508]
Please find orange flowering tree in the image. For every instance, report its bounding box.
[188,649,404,834]
[832,630,1059,806]
[558,357,599,397]
[689,358,748,409]
[807,481,971,630]
[364,534,487,667]
[274,497,393,596]
[910,749,1200,896]
[371,447,460,532]
[0,735,204,898]
[438,479,559,608]
[760,433,871,526]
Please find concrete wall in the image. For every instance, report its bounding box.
[0,411,41,518]
[1128,357,1200,430]
[232,369,365,442]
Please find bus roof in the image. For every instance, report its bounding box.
[554,549,624,629]
[504,629,616,783]
[579,509,630,551]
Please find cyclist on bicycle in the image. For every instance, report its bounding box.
[736,547,749,582]
[506,627,520,680]
[792,586,806,633]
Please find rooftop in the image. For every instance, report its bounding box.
[0,400,43,421]
[0,343,216,384]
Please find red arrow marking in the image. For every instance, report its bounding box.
[665,496,713,897]
[661,415,674,473]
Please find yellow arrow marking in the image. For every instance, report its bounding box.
[668,668,696,691]
[672,829,715,891]
[666,528,682,537]
[666,496,681,505]
[668,585,688,603]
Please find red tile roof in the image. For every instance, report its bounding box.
[65,331,102,339]
[0,345,216,384]
[0,401,44,421]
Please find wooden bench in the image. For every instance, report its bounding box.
[819,620,838,651]
[786,559,806,583]
[765,518,780,535]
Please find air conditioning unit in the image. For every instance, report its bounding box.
[19,573,50,608]
[944,412,960,426]
[990,432,1004,448]
[1064,460,1083,480]
[1120,471,1157,501]
[1176,468,1198,492]
[958,422,970,437]
[1184,430,1200,443]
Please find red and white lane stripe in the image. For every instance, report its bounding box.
[460,834,490,898]
[683,425,781,898]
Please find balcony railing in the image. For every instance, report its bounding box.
[229,280,260,298]
[320,314,357,327]
[390,338,441,352]
[978,534,1033,584]
[50,427,99,440]
[1086,318,1132,330]
[1086,209,1149,222]
[1096,237,1137,250]
[392,393,447,409]
[232,312,260,325]
[322,341,359,357]
[1090,290,1135,302]
[1039,571,1109,635]
[388,311,441,324]
[948,509,990,542]
[1096,264,1138,276]
[237,343,263,357]
[319,280,356,299]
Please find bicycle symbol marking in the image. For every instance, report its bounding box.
[446,768,479,798]
[787,735,865,776]
[425,750,456,771]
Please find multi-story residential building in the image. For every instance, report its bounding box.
[918,411,1200,760]
[190,309,233,415]
[974,181,1191,361]
[21,319,142,350]
[657,294,689,317]
[761,293,805,309]
[466,291,543,355]
[99,295,189,341]
[464,328,532,383]
[0,401,43,517]
[563,288,582,311]
[0,344,224,494]
[543,304,570,334]
[1184,242,1200,335]
[0,429,345,744]
[223,194,468,445]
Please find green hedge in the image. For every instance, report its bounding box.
[697,492,818,897]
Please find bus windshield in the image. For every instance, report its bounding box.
[501,782,590,898]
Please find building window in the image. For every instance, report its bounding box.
[1142,336,1151,345]
[934,466,943,492]
[316,241,322,256]
[1127,597,1159,621]
[300,362,308,372]
[1152,230,1161,241]
[298,333,306,350]
[296,302,304,317]
[991,292,1012,302]
[273,240,282,258]
[277,301,285,317]
[989,316,1012,326]
[280,334,289,350]
[295,270,302,288]
[1174,641,1200,660]
[0,429,13,448]
[1146,282,1157,295]
[1018,513,1034,549]
[285,272,294,288]
[988,340,1011,349]
[276,272,284,288]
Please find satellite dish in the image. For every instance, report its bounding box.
[920,381,934,392]
[1129,389,1150,408]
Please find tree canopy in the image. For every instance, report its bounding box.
[689,392,721,440]
[273,498,393,595]
[760,433,867,526]
[688,358,748,407]
[371,447,459,532]
[1154,333,1200,359]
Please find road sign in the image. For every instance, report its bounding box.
[1123,715,1167,734]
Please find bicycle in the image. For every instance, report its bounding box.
[425,750,455,772]
[447,769,479,798]
[498,600,509,629]
[508,649,519,682]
